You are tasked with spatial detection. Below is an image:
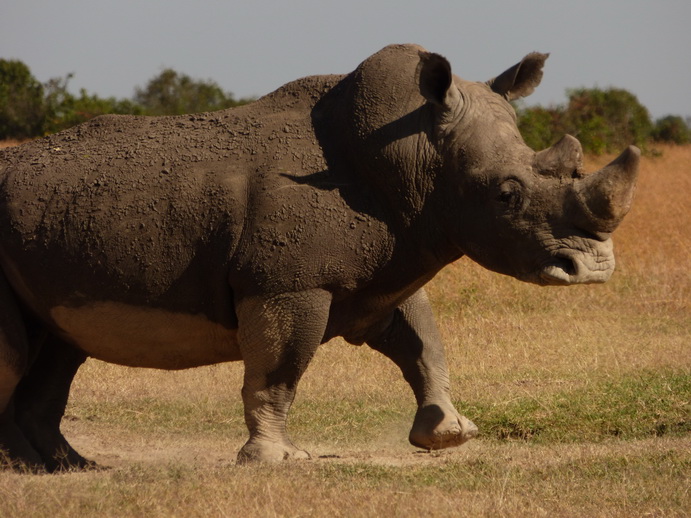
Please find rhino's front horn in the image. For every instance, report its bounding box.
[576,146,640,232]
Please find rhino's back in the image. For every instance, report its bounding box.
[0,75,341,319]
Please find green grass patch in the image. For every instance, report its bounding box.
[289,399,407,446]
[462,370,690,443]
[69,370,689,450]
[311,447,690,493]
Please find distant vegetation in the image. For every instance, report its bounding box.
[516,88,691,154]
[1,58,690,153]
[0,59,252,140]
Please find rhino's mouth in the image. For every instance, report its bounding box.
[539,252,612,286]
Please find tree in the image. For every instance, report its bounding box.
[133,69,248,116]
[0,59,46,139]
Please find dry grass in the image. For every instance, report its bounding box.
[0,143,689,516]
[1,437,689,517]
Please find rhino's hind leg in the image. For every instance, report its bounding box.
[0,274,44,471]
[235,291,330,464]
[14,335,94,472]
[367,289,478,451]
[0,406,44,471]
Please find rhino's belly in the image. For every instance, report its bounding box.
[50,302,241,369]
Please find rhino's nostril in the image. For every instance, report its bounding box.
[539,255,579,285]
[552,255,577,276]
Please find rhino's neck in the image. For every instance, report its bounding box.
[313,76,447,231]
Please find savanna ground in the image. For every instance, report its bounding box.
[0,141,689,517]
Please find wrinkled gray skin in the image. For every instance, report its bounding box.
[0,44,638,471]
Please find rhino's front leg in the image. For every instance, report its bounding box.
[235,290,331,464]
[367,289,478,450]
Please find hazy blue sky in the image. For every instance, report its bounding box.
[2,1,689,118]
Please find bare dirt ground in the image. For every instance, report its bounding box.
[62,415,691,471]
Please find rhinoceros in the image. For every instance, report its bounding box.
[0,44,638,471]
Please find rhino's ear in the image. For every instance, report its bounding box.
[417,51,454,107]
[486,52,549,101]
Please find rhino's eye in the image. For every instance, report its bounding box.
[498,190,515,204]
[497,180,522,210]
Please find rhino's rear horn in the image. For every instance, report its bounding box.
[576,146,640,232]
[535,135,584,178]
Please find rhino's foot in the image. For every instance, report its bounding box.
[0,423,46,472]
[0,433,97,473]
[236,438,311,465]
[15,418,96,472]
[409,403,478,451]
[43,444,98,472]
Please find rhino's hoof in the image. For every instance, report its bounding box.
[236,439,311,465]
[409,404,478,450]
[0,426,47,472]
[48,455,101,473]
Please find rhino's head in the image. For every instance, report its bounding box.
[419,50,638,285]
[335,44,639,286]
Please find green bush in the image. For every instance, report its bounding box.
[652,115,691,144]
[563,88,653,154]
[0,59,46,139]
[517,105,565,151]
[518,87,656,155]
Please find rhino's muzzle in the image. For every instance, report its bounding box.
[533,143,638,286]
[539,249,614,286]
